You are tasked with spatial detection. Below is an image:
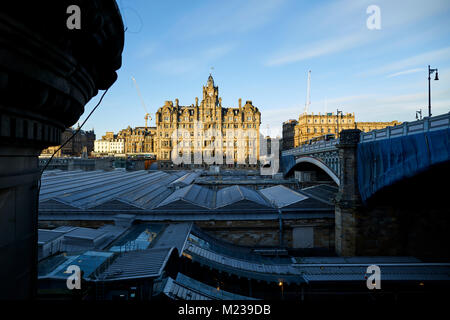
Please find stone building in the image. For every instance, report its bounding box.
[155,75,261,168]
[40,127,96,157]
[94,138,124,154]
[282,119,298,150]
[293,112,400,147]
[117,126,156,154]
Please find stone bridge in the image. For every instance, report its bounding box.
[281,112,450,201]
[281,112,450,256]
[282,139,340,185]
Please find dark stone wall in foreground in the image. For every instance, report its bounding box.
[0,1,124,299]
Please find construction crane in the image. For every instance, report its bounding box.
[304,70,311,114]
[131,76,151,128]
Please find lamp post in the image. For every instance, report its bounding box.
[278,281,284,300]
[428,65,439,117]
[416,110,422,121]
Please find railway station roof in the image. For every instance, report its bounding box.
[39,169,334,218]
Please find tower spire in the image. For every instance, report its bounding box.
[207,73,214,87]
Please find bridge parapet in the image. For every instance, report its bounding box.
[282,139,339,157]
[360,112,450,143]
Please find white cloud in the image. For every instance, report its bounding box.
[364,47,450,77]
[265,33,368,66]
[153,43,236,75]
[379,0,450,29]
[386,68,424,78]
[135,43,158,58]
[172,0,286,39]
[203,44,236,60]
[264,0,450,68]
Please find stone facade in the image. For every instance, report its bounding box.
[94,138,124,154]
[282,119,297,150]
[334,129,362,256]
[40,127,96,157]
[155,75,261,166]
[195,219,334,249]
[117,126,156,154]
[293,112,400,147]
[93,127,157,155]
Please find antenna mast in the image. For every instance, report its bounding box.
[304,70,311,114]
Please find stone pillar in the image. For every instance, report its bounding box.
[0,2,124,299]
[335,129,362,256]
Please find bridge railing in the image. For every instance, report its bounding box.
[360,112,450,143]
[282,139,339,156]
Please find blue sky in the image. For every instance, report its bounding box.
[80,0,450,138]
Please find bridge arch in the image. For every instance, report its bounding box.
[286,156,340,186]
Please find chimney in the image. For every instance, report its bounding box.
[175,98,179,107]
[238,98,242,108]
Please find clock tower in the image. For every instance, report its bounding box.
[202,74,219,108]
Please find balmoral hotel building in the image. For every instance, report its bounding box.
[292,112,401,147]
[155,75,261,167]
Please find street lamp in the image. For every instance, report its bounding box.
[278,281,284,300]
[416,110,422,120]
[428,65,439,117]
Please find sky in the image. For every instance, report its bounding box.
[80,0,450,138]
